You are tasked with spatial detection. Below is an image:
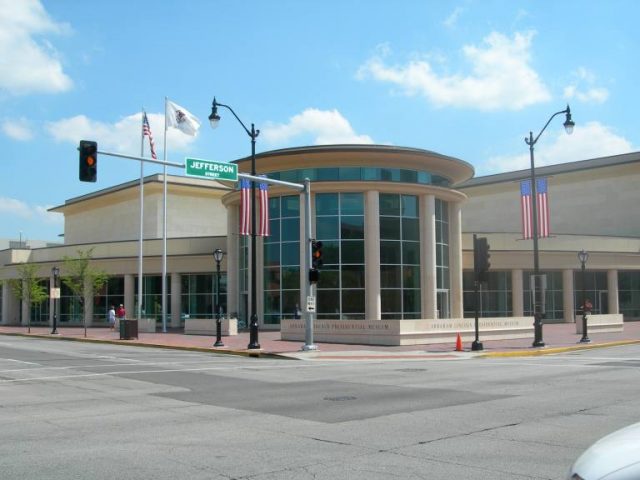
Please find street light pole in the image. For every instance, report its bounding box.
[213,248,225,347]
[51,266,59,335]
[525,106,575,347]
[578,249,591,343]
[209,98,261,349]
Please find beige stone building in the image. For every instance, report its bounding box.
[1,146,639,332]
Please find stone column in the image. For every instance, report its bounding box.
[607,269,619,315]
[171,272,181,327]
[365,190,381,320]
[49,272,55,327]
[562,269,575,322]
[227,204,239,319]
[1,280,7,325]
[2,280,20,325]
[256,236,265,328]
[420,195,437,319]
[449,202,463,318]
[124,274,134,321]
[512,269,524,317]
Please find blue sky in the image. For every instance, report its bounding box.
[1,0,638,242]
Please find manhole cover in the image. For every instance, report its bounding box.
[324,395,357,401]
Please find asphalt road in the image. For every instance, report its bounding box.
[1,336,639,479]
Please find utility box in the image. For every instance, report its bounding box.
[119,319,138,340]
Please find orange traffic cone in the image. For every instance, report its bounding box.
[455,332,463,352]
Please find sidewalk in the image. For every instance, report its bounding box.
[1,322,639,360]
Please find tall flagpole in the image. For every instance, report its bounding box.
[161,97,168,333]
[137,109,145,321]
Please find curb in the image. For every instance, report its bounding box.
[0,331,296,360]
[2,331,638,361]
[477,339,640,358]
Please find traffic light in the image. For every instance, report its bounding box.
[309,240,323,284]
[79,140,97,182]
[474,236,491,282]
[312,241,323,269]
[308,268,320,283]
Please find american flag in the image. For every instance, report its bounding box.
[258,180,270,237]
[239,179,251,236]
[142,112,157,160]
[520,177,550,239]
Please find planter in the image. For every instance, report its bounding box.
[184,318,238,336]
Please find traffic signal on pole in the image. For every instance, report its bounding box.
[308,268,319,283]
[309,240,323,284]
[79,140,97,182]
[312,241,323,270]
[474,236,491,282]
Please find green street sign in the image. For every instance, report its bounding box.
[185,158,238,181]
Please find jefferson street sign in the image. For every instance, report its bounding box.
[185,158,238,181]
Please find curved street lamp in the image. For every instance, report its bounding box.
[209,98,261,349]
[525,106,575,347]
[213,248,225,347]
[578,249,591,343]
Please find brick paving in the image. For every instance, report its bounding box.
[1,321,639,359]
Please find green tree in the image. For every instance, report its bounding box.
[9,263,49,331]
[62,248,109,336]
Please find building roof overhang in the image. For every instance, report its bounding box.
[231,144,475,186]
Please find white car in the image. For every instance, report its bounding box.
[567,422,640,479]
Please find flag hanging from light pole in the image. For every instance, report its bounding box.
[142,111,157,159]
[520,177,550,239]
[239,179,251,236]
[258,179,270,237]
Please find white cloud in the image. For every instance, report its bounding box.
[0,0,73,95]
[443,7,464,28]
[2,118,33,140]
[262,108,374,146]
[563,67,609,104]
[484,121,633,174]
[45,112,196,155]
[0,196,62,225]
[357,31,551,111]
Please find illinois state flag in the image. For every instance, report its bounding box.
[166,100,201,136]
[520,177,550,239]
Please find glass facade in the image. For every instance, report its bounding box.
[380,194,421,319]
[573,270,608,315]
[619,271,640,319]
[523,271,564,320]
[29,279,50,325]
[134,275,170,322]
[59,281,83,324]
[93,277,124,325]
[181,273,227,321]
[263,195,301,325]
[435,199,450,318]
[463,271,513,318]
[315,192,365,319]
[269,167,450,187]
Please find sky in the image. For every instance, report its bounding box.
[1,0,638,243]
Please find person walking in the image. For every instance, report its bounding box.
[108,305,116,331]
[116,304,126,325]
